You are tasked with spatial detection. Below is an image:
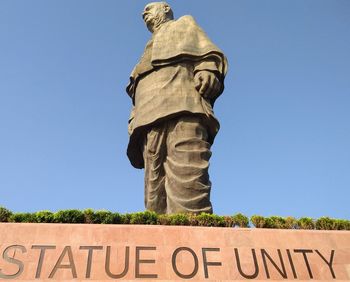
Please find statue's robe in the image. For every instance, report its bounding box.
[126,15,228,169]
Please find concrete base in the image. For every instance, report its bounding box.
[0,223,349,281]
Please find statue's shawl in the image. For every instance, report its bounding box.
[126,16,228,169]
[151,15,227,76]
[127,15,228,98]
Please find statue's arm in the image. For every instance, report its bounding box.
[193,59,222,101]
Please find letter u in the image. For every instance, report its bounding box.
[234,248,259,279]
[105,246,130,279]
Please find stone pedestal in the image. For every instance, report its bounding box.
[0,223,349,281]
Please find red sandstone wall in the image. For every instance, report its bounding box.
[0,223,349,281]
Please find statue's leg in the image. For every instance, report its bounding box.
[164,116,213,214]
[143,126,167,214]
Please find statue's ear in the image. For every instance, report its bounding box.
[164,5,170,13]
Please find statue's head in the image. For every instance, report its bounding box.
[142,2,174,33]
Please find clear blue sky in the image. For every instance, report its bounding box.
[1,1,349,218]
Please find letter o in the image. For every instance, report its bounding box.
[172,247,198,279]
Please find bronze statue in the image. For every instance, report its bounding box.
[126,2,227,214]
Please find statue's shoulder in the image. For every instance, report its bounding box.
[168,15,199,32]
[178,15,196,21]
[176,15,197,25]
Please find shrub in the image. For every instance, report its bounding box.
[130,211,158,225]
[343,220,350,230]
[223,216,234,227]
[121,213,132,224]
[188,213,199,226]
[94,210,115,224]
[316,217,336,230]
[157,214,190,226]
[0,207,12,222]
[264,216,296,229]
[36,211,54,223]
[315,217,350,230]
[83,208,95,224]
[262,216,274,228]
[168,214,190,225]
[333,219,349,230]
[54,209,84,223]
[265,216,289,229]
[0,206,348,229]
[232,213,249,228]
[9,212,36,223]
[112,212,122,224]
[84,209,116,224]
[157,214,171,225]
[196,213,225,227]
[251,215,266,228]
[297,217,315,229]
[285,216,297,229]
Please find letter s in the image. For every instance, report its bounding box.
[0,245,27,279]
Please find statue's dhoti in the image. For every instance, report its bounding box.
[142,115,213,214]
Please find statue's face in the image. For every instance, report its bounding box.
[142,2,169,33]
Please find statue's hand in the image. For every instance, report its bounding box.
[194,71,221,99]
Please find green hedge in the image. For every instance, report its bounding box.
[0,207,348,230]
